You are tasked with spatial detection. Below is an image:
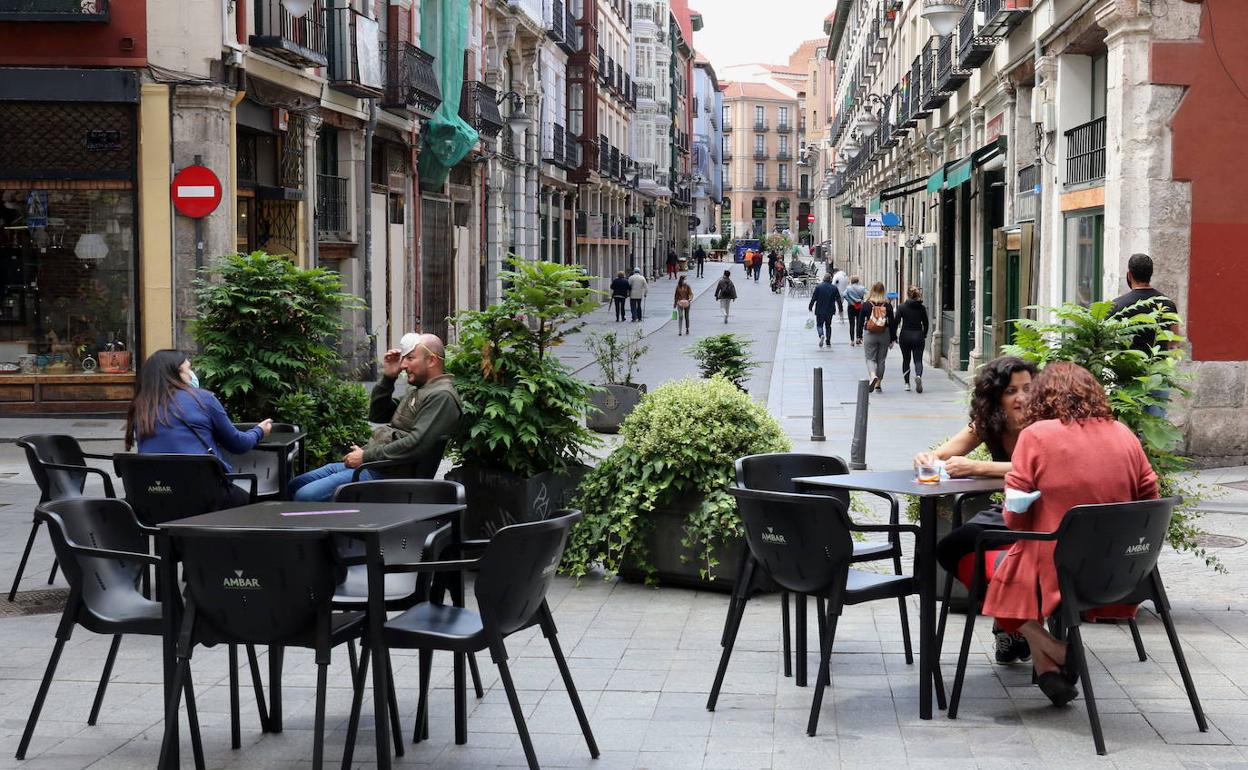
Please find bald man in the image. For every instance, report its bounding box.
[288,332,463,501]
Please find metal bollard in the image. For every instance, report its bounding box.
[849,378,870,469]
[811,367,825,442]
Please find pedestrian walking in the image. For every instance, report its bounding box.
[694,245,707,277]
[861,281,896,392]
[715,269,737,324]
[808,273,841,348]
[754,253,764,282]
[666,248,679,279]
[674,275,693,336]
[1108,253,1180,417]
[897,285,930,392]
[742,249,754,279]
[610,270,630,322]
[767,251,778,280]
[832,267,849,321]
[844,275,866,344]
[628,267,648,322]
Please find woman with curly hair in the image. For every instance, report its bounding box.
[917,355,1038,663]
[984,361,1157,705]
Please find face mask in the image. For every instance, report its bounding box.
[186,370,199,389]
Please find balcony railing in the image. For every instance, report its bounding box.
[327,6,383,98]
[777,150,792,161]
[381,42,441,118]
[753,180,769,190]
[460,81,505,137]
[936,31,970,92]
[548,0,566,44]
[1064,116,1106,186]
[545,123,567,167]
[565,131,581,169]
[251,0,327,69]
[0,0,109,21]
[777,182,792,191]
[921,37,950,110]
[723,120,733,132]
[316,173,350,240]
[983,0,1033,37]
[798,188,812,201]
[722,148,733,160]
[777,122,792,133]
[910,55,932,119]
[753,150,768,160]
[958,0,996,70]
[753,120,770,132]
[1016,163,1038,222]
[563,5,580,53]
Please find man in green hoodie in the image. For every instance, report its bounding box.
[289,332,462,501]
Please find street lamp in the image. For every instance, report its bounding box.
[856,93,885,134]
[281,0,313,18]
[495,90,532,129]
[921,0,962,36]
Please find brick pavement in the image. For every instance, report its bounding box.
[1,272,1247,767]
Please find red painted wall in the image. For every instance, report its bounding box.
[1152,0,1248,361]
[0,2,147,67]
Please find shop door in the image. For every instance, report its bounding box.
[369,192,389,348]
[420,196,453,341]
[387,192,405,348]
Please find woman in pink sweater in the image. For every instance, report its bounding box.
[982,362,1158,704]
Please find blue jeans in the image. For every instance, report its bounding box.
[288,462,378,502]
[815,314,832,343]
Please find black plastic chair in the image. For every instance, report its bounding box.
[9,434,116,601]
[220,422,303,500]
[711,488,918,737]
[732,453,913,683]
[947,497,1206,755]
[350,435,452,482]
[330,479,485,700]
[16,499,206,767]
[377,510,599,770]
[113,453,257,526]
[161,528,368,770]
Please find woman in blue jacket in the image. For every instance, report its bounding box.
[124,350,272,499]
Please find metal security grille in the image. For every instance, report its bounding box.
[420,197,452,341]
[257,199,299,255]
[0,103,135,180]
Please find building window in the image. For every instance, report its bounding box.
[754,163,764,184]
[1063,209,1104,306]
[754,105,764,124]
[779,165,789,186]
[779,106,788,126]
[779,135,789,154]
[754,135,764,154]
[1091,52,1107,120]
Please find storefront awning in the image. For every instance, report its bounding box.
[946,158,973,188]
[926,165,946,193]
[879,175,929,201]
[971,136,1008,167]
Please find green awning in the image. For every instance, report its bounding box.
[946,158,973,188]
[868,196,881,213]
[972,136,1008,167]
[926,166,946,192]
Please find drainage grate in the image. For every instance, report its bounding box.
[0,588,69,618]
[1194,533,1247,549]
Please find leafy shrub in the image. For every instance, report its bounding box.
[563,376,790,582]
[1003,299,1221,570]
[688,334,757,388]
[446,257,601,477]
[763,232,793,254]
[586,329,648,385]
[191,252,369,466]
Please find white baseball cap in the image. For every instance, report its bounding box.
[398,332,422,357]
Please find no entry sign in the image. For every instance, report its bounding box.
[170,165,223,218]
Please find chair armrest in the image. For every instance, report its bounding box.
[43,462,115,498]
[383,558,479,575]
[850,522,920,536]
[860,490,901,525]
[968,529,1057,595]
[66,542,161,565]
[81,451,114,461]
[224,472,258,502]
[351,457,410,482]
[421,522,455,562]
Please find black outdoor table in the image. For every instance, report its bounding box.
[236,426,307,498]
[794,469,1004,720]
[156,499,466,770]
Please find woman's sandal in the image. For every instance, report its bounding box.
[1036,671,1079,707]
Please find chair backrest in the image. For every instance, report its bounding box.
[409,436,452,479]
[172,528,341,647]
[37,498,150,621]
[18,434,90,502]
[729,487,855,595]
[474,509,580,637]
[1053,497,1177,611]
[332,479,466,562]
[113,453,239,526]
[736,452,851,508]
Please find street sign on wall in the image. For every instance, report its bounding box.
[866,215,885,239]
[170,165,223,219]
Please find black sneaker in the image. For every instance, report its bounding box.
[994,629,1032,664]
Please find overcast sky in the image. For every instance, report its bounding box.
[693,2,830,73]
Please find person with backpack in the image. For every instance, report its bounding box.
[714,269,737,324]
[861,281,896,392]
[610,271,630,322]
[844,275,867,345]
[896,285,930,392]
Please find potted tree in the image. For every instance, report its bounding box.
[445,257,602,539]
[688,333,757,390]
[562,376,790,590]
[585,329,649,433]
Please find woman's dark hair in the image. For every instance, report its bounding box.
[124,349,192,450]
[969,355,1039,460]
[1027,361,1114,424]
[907,285,922,301]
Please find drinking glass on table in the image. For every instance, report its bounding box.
[916,460,940,484]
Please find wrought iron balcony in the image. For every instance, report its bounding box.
[958,0,997,70]
[753,120,770,133]
[545,123,567,167]
[921,38,950,111]
[1064,116,1106,186]
[753,180,769,190]
[777,151,793,161]
[1016,163,1038,222]
[548,0,566,44]
[936,31,970,92]
[381,42,441,118]
[0,0,109,21]
[327,6,383,98]
[777,122,792,134]
[250,0,326,69]
[722,120,733,133]
[777,182,792,191]
[753,150,769,160]
[982,0,1032,37]
[565,131,581,169]
[316,173,350,241]
[460,81,505,137]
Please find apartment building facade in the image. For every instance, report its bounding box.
[691,54,723,239]
[721,82,802,240]
[824,0,1248,464]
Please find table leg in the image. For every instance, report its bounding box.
[157,534,179,770]
[919,497,937,720]
[367,533,393,770]
[796,593,808,687]
[268,646,284,732]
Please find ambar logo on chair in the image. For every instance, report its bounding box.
[146,481,173,494]
[1124,537,1152,556]
[222,570,262,589]
[760,526,788,545]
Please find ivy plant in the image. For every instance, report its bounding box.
[1002,299,1222,571]
[445,257,601,477]
[562,376,790,583]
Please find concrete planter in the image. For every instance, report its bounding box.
[447,463,588,540]
[586,383,646,434]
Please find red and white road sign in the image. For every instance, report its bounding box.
[170,165,223,219]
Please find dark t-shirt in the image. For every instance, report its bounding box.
[1110,287,1178,353]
